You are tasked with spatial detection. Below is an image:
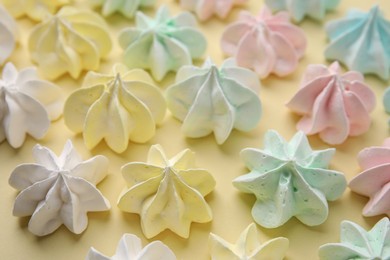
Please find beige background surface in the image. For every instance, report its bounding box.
[1,0,390,259]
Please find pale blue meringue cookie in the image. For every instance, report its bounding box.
[166,58,262,145]
[319,218,390,260]
[118,5,207,81]
[265,0,340,22]
[325,6,390,80]
[233,130,347,228]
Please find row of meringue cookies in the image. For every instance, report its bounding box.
[7,132,390,259]
[85,217,390,260]
[2,1,390,150]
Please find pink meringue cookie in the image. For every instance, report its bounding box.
[179,0,247,21]
[349,139,390,217]
[286,62,376,145]
[221,7,306,79]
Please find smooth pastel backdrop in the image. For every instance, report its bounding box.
[1,0,389,259]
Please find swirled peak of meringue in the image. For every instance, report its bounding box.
[325,5,390,80]
[118,5,207,81]
[8,140,110,236]
[233,130,347,228]
[221,7,306,79]
[118,144,215,238]
[349,139,390,218]
[28,6,112,80]
[64,63,166,153]
[286,62,376,145]
[91,0,156,19]
[166,58,262,144]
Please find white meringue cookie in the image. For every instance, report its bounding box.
[91,0,156,19]
[0,4,18,65]
[0,62,63,148]
[166,58,262,144]
[9,140,110,236]
[28,6,112,80]
[86,233,176,260]
[118,144,216,238]
[1,0,70,21]
[64,63,166,153]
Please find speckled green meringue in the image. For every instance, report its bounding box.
[118,144,215,238]
[266,0,340,22]
[233,130,347,228]
[91,0,156,19]
[118,5,207,81]
[209,223,289,260]
[166,58,262,145]
[319,218,390,260]
[383,86,390,123]
[64,63,166,153]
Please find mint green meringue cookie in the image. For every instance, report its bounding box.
[319,218,390,260]
[233,130,347,228]
[118,5,207,81]
[166,58,262,145]
[266,0,340,22]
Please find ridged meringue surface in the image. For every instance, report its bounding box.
[1,0,69,21]
[118,144,216,238]
[319,218,390,260]
[325,6,390,80]
[8,140,110,236]
[221,7,306,79]
[166,58,262,144]
[28,6,112,80]
[118,5,207,81]
[286,62,376,145]
[209,223,289,260]
[0,4,18,65]
[91,0,156,19]
[87,233,176,260]
[233,130,347,228]
[179,0,247,21]
[266,0,340,22]
[0,62,63,148]
[64,63,166,153]
[349,139,390,217]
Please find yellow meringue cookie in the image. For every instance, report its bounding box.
[64,64,166,153]
[209,223,289,260]
[118,144,216,238]
[28,6,112,80]
[0,0,70,21]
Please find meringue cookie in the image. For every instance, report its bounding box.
[319,218,390,260]
[286,62,376,145]
[64,64,165,153]
[87,233,176,260]
[166,58,262,145]
[325,6,390,80]
[28,6,112,80]
[221,7,306,79]
[8,140,110,236]
[349,139,390,217]
[266,0,340,22]
[233,130,347,228]
[0,62,63,148]
[0,4,18,65]
[209,223,289,260]
[118,144,215,238]
[118,5,207,81]
[91,0,156,19]
[1,0,69,21]
[179,0,247,21]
